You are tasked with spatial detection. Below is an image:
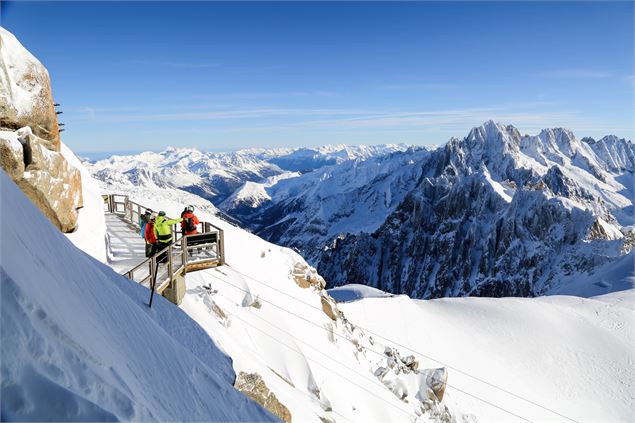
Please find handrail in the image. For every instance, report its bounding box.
[103,194,225,306]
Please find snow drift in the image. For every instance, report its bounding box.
[0,171,275,422]
[336,286,635,422]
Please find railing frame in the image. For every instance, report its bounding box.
[103,194,225,306]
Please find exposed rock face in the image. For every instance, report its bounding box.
[291,262,326,290]
[0,128,83,232]
[234,372,292,423]
[320,295,340,321]
[0,29,82,233]
[319,121,633,298]
[0,28,59,149]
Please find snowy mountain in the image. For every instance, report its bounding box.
[222,147,431,262]
[88,144,410,206]
[320,121,634,298]
[89,122,633,298]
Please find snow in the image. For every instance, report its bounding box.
[0,27,48,117]
[338,288,634,422]
[0,129,23,153]
[100,187,456,422]
[548,251,635,297]
[482,167,513,203]
[0,171,276,422]
[328,284,397,302]
[61,143,108,262]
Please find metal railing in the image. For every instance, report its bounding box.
[103,194,225,306]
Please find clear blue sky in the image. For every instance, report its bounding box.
[2,1,633,154]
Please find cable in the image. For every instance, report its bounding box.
[212,266,579,423]
[206,273,536,422]
[109,201,574,422]
[214,288,533,422]
[208,290,415,422]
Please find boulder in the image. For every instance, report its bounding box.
[292,262,326,289]
[0,127,83,232]
[0,28,60,149]
[320,295,340,321]
[234,372,292,423]
[426,368,448,401]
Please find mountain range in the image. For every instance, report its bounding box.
[88,122,634,298]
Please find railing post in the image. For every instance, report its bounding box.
[168,244,173,284]
[182,236,188,270]
[218,229,225,265]
[149,255,157,308]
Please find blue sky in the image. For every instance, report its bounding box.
[2,1,633,154]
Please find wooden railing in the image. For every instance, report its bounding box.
[103,194,225,306]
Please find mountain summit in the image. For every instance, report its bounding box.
[319,122,633,298]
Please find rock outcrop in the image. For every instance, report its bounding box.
[234,372,292,423]
[0,28,82,233]
[0,28,60,148]
[1,128,83,232]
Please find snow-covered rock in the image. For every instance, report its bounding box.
[0,27,60,148]
[0,28,83,233]
[1,128,83,233]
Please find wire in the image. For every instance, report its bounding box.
[214,266,579,423]
[208,290,415,422]
[214,288,533,422]
[206,273,536,422]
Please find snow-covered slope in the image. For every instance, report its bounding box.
[0,172,275,422]
[105,184,457,423]
[320,121,634,298]
[334,285,634,422]
[61,143,108,262]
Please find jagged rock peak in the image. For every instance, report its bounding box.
[466,120,522,145]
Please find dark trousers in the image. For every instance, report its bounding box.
[145,242,154,258]
[155,242,170,264]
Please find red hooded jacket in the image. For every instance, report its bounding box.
[181,212,200,235]
[144,221,157,243]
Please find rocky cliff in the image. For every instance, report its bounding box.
[319,121,634,298]
[0,28,82,232]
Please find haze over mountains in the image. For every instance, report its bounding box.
[88,122,635,299]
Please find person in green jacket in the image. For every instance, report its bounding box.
[154,211,182,263]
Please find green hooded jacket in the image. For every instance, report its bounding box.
[154,215,183,244]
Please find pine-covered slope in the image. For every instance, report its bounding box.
[319,121,634,298]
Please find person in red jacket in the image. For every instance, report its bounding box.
[144,214,158,257]
[181,205,200,236]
